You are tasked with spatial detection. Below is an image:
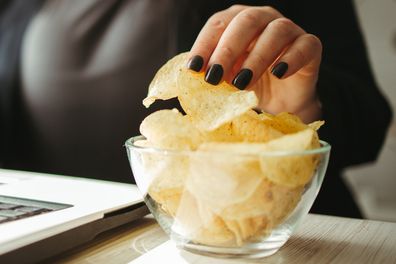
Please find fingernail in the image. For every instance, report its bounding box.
[232,68,253,90]
[271,62,288,79]
[205,64,223,85]
[187,55,204,72]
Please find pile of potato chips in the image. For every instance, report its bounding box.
[136,53,323,247]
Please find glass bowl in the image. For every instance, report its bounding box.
[125,135,330,259]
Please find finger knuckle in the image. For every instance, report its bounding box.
[228,4,246,12]
[237,8,263,27]
[261,6,282,17]
[251,53,270,67]
[207,13,227,32]
[267,18,295,35]
[294,47,307,63]
[304,34,322,51]
[195,40,213,53]
[217,45,235,59]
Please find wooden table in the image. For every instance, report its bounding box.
[46,214,396,264]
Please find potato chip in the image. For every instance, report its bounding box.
[261,112,307,134]
[203,122,237,142]
[133,139,152,147]
[149,187,183,217]
[139,108,203,150]
[259,129,320,187]
[196,129,320,188]
[186,150,264,209]
[184,177,301,246]
[131,138,190,216]
[143,52,188,107]
[193,215,235,246]
[224,216,269,246]
[308,120,325,131]
[197,141,267,155]
[175,191,236,246]
[177,68,258,131]
[220,180,302,246]
[262,112,325,135]
[147,156,189,216]
[230,110,284,142]
[220,179,303,222]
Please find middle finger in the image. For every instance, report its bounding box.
[205,6,282,85]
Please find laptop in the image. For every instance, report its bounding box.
[0,168,149,263]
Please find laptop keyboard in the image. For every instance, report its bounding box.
[0,195,72,224]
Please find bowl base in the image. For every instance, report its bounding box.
[173,230,290,259]
[179,244,279,259]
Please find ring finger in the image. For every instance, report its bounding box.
[232,17,305,89]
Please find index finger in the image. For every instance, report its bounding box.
[187,5,247,72]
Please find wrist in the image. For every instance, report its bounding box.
[296,96,322,124]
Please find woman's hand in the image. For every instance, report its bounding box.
[187,5,322,123]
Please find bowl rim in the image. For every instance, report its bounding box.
[125,135,331,157]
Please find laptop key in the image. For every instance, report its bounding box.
[0,195,72,225]
[15,206,48,215]
[0,203,19,210]
[0,210,28,219]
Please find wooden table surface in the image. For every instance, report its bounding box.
[47,214,396,264]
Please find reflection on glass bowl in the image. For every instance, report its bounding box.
[126,135,331,259]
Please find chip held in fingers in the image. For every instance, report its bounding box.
[177,68,258,131]
[137,53,326,247]
[143,52,188,107]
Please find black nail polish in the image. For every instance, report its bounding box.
[232,68,253,90]
[205,64,223,85]
[187,55,204,72]
[271,62,288,79]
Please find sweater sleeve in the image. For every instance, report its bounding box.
[317,64,392,169]
[287,0,393,170]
